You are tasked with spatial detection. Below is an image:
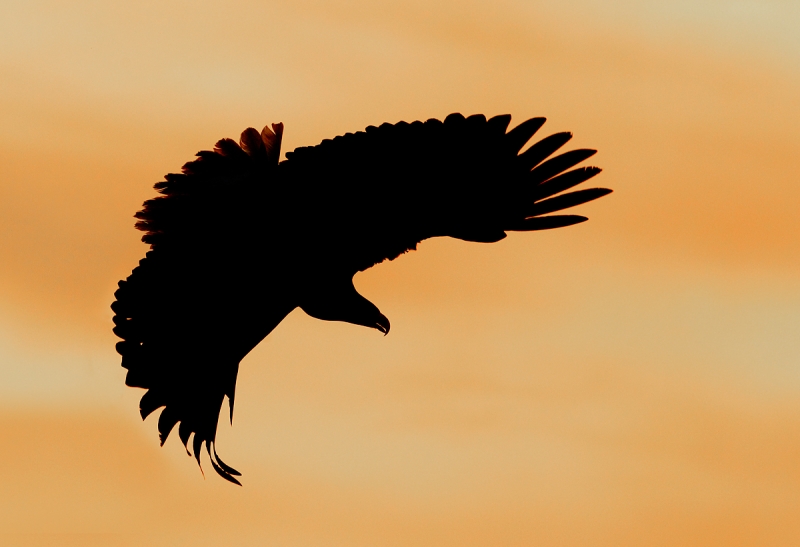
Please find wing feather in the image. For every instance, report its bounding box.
[113,128,295,484]
[279,114,611,274]
[517,131,573,170]
[526,188,613,218]
[528,149,597,184]
[508,215,589,231]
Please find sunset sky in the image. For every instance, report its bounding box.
[1,1,799,545]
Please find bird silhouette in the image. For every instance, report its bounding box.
[111,113,611,484]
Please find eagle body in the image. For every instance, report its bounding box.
[112,113,611,483]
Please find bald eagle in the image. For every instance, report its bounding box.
[111,113,611,484]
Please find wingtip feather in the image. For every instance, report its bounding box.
[527,188,613,218]
[508,215,589,231]
[505,117,547,153]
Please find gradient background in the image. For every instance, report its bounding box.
[1,1,799,545]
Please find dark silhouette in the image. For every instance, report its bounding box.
[112,113,611,484]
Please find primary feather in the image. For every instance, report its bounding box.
[112,113,611,484]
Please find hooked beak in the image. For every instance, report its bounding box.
[375,313,391,335]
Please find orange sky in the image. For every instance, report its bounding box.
[1,1,799,545]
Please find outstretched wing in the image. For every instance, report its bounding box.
[112,125,294,484]
[279,113,610,275]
